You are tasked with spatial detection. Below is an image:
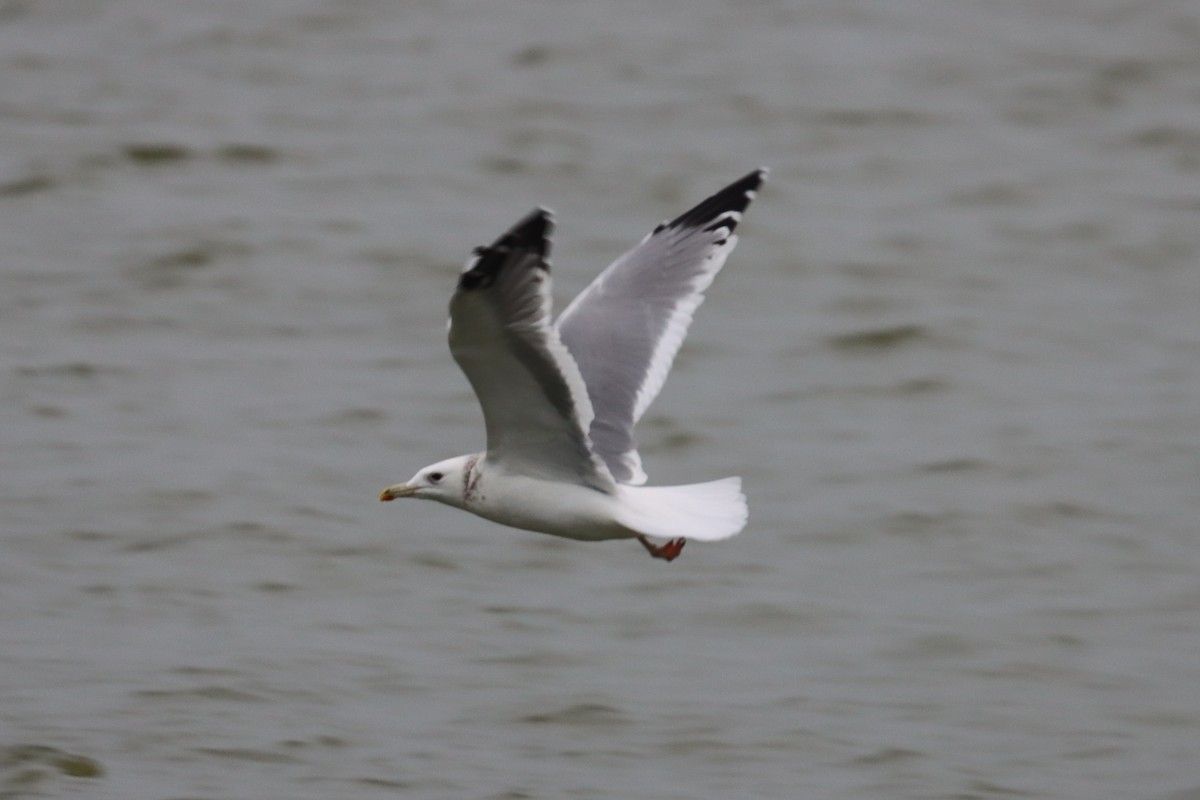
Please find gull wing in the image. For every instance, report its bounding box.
[556,168,767,485]
[448,208,613,491]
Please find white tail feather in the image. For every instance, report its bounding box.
[614,477,747,542]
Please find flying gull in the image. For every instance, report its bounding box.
[381,169,766,561]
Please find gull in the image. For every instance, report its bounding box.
[380,169,766,561]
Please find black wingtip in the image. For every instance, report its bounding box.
[458,207,554,292]
[503,206,555,249]
[664,168,768,233]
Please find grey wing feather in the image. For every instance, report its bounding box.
[449,208,612,490]
[556,169,767,484]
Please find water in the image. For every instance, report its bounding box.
[2,1,1199,798]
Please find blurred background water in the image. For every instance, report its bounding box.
[2,1,1199,798]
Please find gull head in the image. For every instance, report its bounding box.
[380,454,473,508]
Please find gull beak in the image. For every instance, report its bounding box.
[380,483,419,502]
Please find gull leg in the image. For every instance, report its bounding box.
[637,535,686,562]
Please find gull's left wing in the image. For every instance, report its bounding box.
[448,208,613,491]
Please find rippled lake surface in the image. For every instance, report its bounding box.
[3,2,1199,798]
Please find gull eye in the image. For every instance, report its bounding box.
[428,472,444,484]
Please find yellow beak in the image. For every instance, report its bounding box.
[379,483,419,502]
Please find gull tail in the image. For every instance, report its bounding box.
[614,477,748,542]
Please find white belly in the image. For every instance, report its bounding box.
[462,468,631,541]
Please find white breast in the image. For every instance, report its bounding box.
[464,461,631,541]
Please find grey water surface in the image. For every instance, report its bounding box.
[2,2,1199,798]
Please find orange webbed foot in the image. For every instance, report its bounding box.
[637,536,686,562]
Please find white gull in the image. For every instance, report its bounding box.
[381,169,766,561]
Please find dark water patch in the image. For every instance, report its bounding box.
[147,488,216,509]
[510,44,553,67]
[477,126,588,176]
[72,312,180,334]
[919,457,991,474]
[1003,82,1077,127]
[64,528,121,543]
[0,745,103,784]
[888,632,982,661]
[826,324,926,352]
[28,404,68,418]
[289,506,357,524]
[314,543,394,559]
[800,376,948,400]
[639,415,703,451]
[813,108,938,128]
[1114,236,1197,271]
[650,429,702,451]
[480,155,527,174]
[129,240,251,290]
[0,173,56,197]
[520,702,627,727]
[354,776,417,790]
[850,747,923,765]
[877,232,928,255]
[1016,500,1129,526]
[406,551,461,571]
[971,660,1128,690]
[114,141,281,173]
[1042,501,1106,519]
[216,143,280,164]
[225,520,270,535]
[883,510,968,538]
[1089,58,1159,107]
[216,522,300,547]
[996,219,1107,246]
[508,552,583,573]
[122,142,193,164]
[624,571,712,597]
[255,581,298,593]
[657,737,742,758]
[1063,745,1124,760]
[320,407,388,425]
[983,655,1083,685]
[369,355,425,371]
[136,685,267,703]
[195,746,300,764]
[1125,124,1200,153]
[757,387,810,405]
[149,247,216,269]
[1115,709,1200,729]
[1037,631,1087,649]
[171,665,245,679]
[702,602,824,633]
[15,361,125,379]
[121,533,203,554]
[962,778,1041,797]
[355,246,410,267]
[280,735,349,749]
[947,182,1030,207]
[475,650,590,669]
